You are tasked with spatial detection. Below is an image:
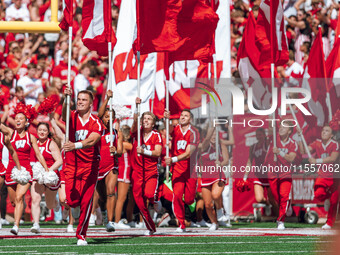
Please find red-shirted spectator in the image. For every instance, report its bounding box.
[52,50,78,87]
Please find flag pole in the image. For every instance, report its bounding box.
[287,103,312,158]
[271,63,277,161]
[165,78,170,182]
[108,42,114,152]
[108,0,114,155]
[136,0,141,150]
[65,27,72,143]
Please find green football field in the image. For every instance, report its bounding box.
[0,222,336,254]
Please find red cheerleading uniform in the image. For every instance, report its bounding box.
[200,144,227,187]
[251,142,269,186]
[130,129,162,232]
[309,139,339,226]
[98,129,118,181]
[63,110,103,241]
[0,132,6,177]
[264,136,298,222]
[5,131,33,186]
[170,124,200,229]
[118,151,131,184]
[36,138,61,190]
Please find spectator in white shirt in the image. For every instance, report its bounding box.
[5,0,30,21]
[17,63,43,106]
[73,63,91,100]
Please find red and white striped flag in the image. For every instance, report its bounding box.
[255,0,289,66]
[81,0,116,56]
[112,0,157,108]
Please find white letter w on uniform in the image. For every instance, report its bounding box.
[75,130,89,141]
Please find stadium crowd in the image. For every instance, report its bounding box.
[0,0,339,246]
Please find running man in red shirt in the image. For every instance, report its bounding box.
[264,122,298,230]
[307,124,339,230]
[164,109,200,232]
[62,88,103,245]
[130,97,162,235]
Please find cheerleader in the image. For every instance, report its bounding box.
[115,125,133,229]
[96,90,123,231]
[30,122,63,233]
[0,103,49,235]
[200,128,229,231]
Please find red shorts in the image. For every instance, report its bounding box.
[5,162,33,186]
[118,153,131,184]
[253,177,270,187]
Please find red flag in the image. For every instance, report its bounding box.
[335,14,340,44]
[59,0,76,31]
[237,11,273,109]
[325,39,340,113]
[168,0,219,63]
[255,0,289,66]
[301,27,329,126]
[81,0,116,56]
[136,0,185,54]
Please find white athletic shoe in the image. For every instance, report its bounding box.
[218,220,232,228]
[89,214,96,226]
[77,239,88,246]
[277,221,285,230]
[67,224,74,233]
[19,219,24,224]
[321,223,332,230]
[324,199,331,212]
[114,220,131,229]
[1,219,10,225]
[196,220,211,227]
[153,200,162,213]
[127,221,136,228]
[10,225,19,235]
[190,221,200,228]
[144,230,155,236]
[209,223,218,231]
[71,206,80,220]
[175,227,186,233]
[136,222,146,229]
[158,213,171,227]
[106,221,116,232]
[31,223,40,234]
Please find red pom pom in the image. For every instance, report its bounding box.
[12,103,37,122]
[37,95,59,115]
[236,180,251,192]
